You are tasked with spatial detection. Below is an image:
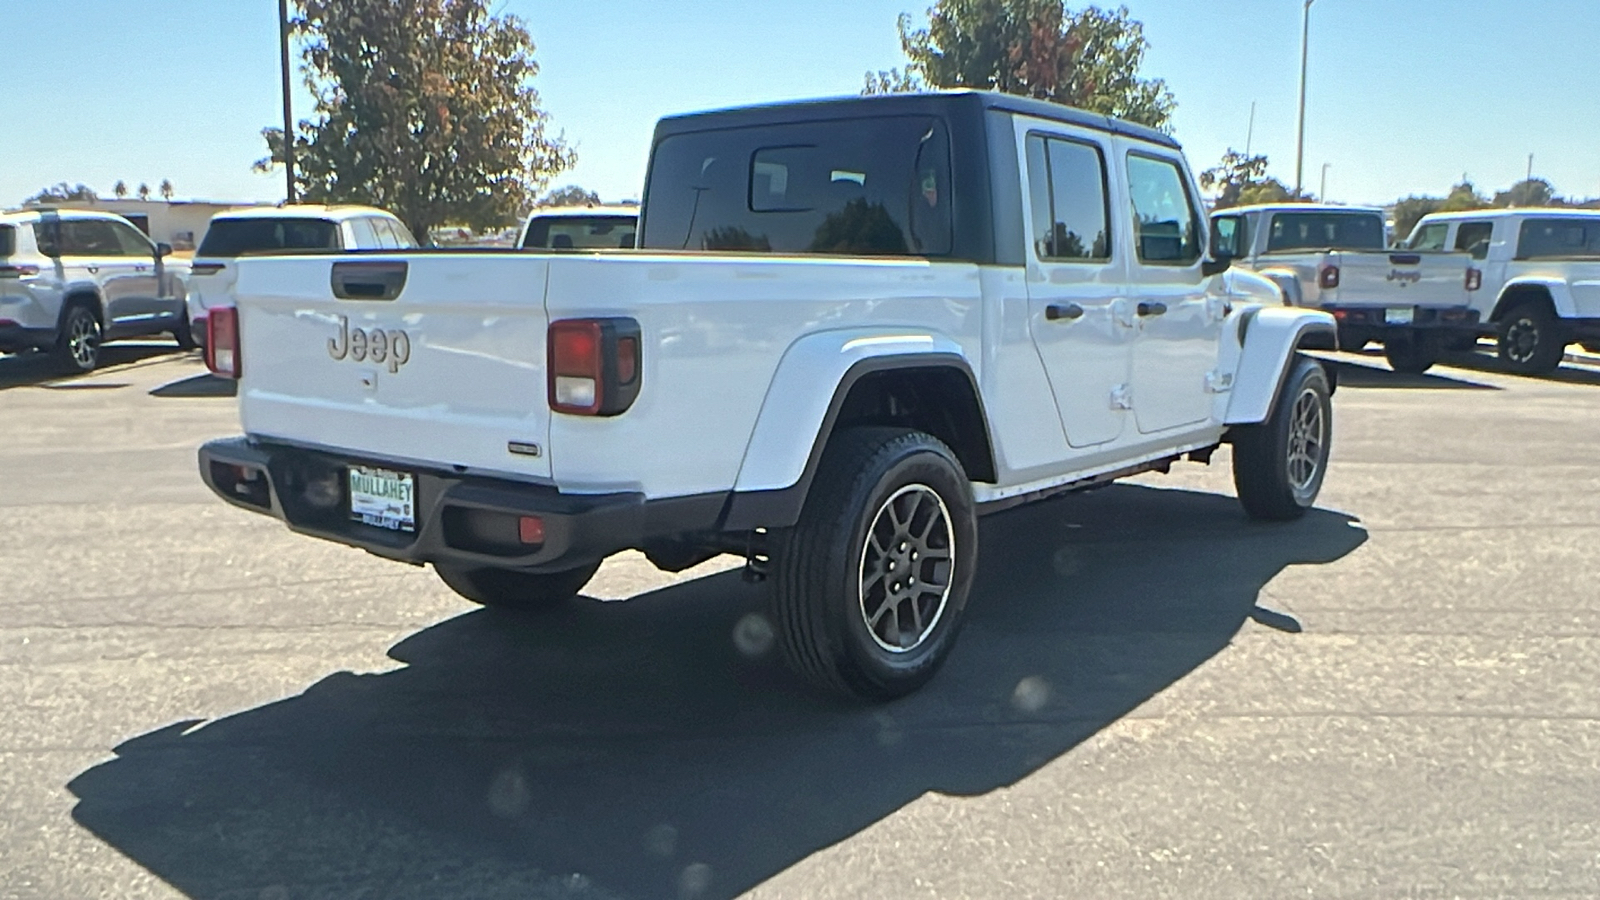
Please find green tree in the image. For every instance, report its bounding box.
[25,183,98,205]
[1493,178,1556,208]
[538,185,601,208]
[1200,149,1306,209]
[256,0,575,239]
[865,1,1176,130]
[1390,181,1488,241]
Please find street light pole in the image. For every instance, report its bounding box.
[1295,0,1315,195]
[278,0,297,204]
[1321,163,1331,201]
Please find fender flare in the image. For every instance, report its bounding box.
[54,286,107,332]
[1491,277,1577,321]
[1223,306,1337,426]
[721,329,990,531]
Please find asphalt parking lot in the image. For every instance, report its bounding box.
[2,344,1598,900]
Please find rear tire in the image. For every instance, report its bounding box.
[1383,334,1436,374]
[1498,302,1566,374]
[1232,356,1332,521]
[56,304,102,373]
[434,561,601,612]
[770,427,978,701]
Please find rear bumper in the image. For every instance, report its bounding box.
[0,322,56,353]
[198,437,726,573]
[1325,305,1482,344]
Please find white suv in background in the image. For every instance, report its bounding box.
[0,208,191,372]
[519,204,638,250]
[187,205,417,345]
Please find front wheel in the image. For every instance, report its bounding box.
[434,561,601,612]
[1498,303,1566,374]
[1232,356,1332,521]
[770,427,978,701]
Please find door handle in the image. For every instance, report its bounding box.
[1045,303,1085,321]
[1137,301,1168,317]
[86,266,99,274]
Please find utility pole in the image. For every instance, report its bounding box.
[1527,154,1534,183]
[279,0,297,204]
[1295,0,1315,195]
[1321,163,1331,202]
[1245,100,1257,158]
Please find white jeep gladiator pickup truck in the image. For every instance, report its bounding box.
[1211,203,1478,373]
[198,92,1337,700]
[1406,208,1600,374]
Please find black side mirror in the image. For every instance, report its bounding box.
[1201,251,1234,277]
[156,242,173,258]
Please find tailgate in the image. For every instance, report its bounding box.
[1329,251,1471,309]
[232,254,553,480]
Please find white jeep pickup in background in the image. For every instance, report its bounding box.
[198,91,1337,700]
[1211,203,1479,373]
[1407,208,1600,374]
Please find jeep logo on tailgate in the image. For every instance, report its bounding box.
[328,316,411,373]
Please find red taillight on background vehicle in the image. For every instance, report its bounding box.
[0,265,40,278]
[547,317,642,416]
[1318,265,1341,290]
[206,307,240,378]
[1465,268,1483,292]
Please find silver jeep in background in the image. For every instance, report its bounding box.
[0,208,192,372]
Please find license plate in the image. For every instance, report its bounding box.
[1385,307,1415,325]
[348,465,416,532]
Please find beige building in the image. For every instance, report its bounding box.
[31,199,272,251]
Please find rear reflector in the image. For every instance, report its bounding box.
[518,515,545,545]
[1318,266,1341,290]
[206,307,240,378]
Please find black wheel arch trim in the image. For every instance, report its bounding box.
[720,352,997,532]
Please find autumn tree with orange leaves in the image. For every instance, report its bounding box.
[256,0,574,239]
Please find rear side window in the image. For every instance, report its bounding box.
[1408,222,1449,252]
[1126,154,1201,265]
[1453,221,1494,260]
[197,218,340,257]
[1517,218,1600,259]
[642,115,952,257]
[56,220,130,257]
[1265,212,1386,252]
[523,215,638,250]
[1025,134,1111,262]
[0,226,13,258]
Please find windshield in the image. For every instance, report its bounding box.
[1265,212,1386,252]
[522,215,637,250]
[197,218,341,257]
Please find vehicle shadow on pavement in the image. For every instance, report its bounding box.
[0,345,188,391]
[1432,350,1600,387]
[67,484,1367,900]
[1325,358,1499,391]
[148,372,238,398]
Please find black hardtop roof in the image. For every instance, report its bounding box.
[652,90,1180,150]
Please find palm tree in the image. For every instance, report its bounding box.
[113,180,128,199]
[137,183,151,201]
[159,179,174,201]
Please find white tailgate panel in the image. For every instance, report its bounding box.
[235,254,554,480]
[1333,253,1468,308]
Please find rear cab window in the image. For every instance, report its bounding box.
[1408,222,1450,252]
[1265,212,1386,253]
[1517,218,1600,260]
[523,215,638,250]
[641,115,953,256]
[198,218,341,257]
[1126,153,1201,265]
[0,225,14,258]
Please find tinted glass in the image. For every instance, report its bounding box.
[109,220,153,256]
[642,116,952,256]
[1265,212,1386,252]
[1517,218,1600,259]
[523,215,638,250]
[1454,221,1494,260]
[0,226,13,258]
[1211,215,1248,258]
[1026,135,1111,261]
[197,218,341,257]
[57,220,128,257]
[1408,222,1449,252]
[1126,154,1201,264]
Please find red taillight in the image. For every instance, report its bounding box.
[1465,268,1482,292]
[0,265,39,278]
[547,318,643,416]
[1318,265,1341,290]
[206,307,240,378]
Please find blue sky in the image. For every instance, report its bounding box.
[2,0,1596,208]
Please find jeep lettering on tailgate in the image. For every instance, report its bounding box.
[328,315,411,372]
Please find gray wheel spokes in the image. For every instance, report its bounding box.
[858,484,956,654]
[1286,388,1325,492]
